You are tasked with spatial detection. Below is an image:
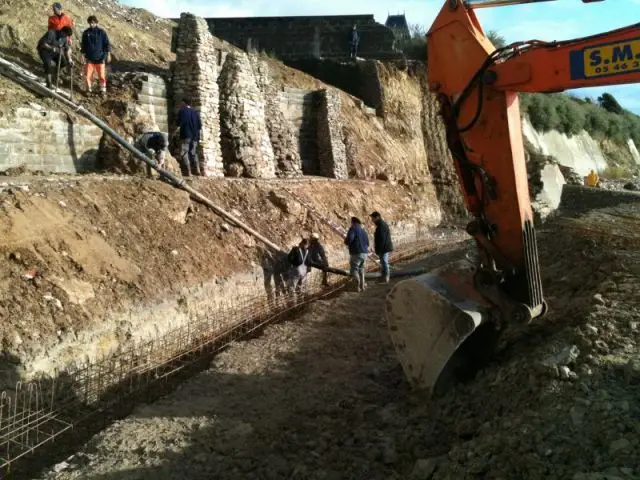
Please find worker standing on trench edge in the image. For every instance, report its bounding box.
[174,97,202,177]
[81,16,112,97]
[370,211,393,283]
[345,217,369,292]
[309,233,329,286]
[37,26,74,89]
[349,24,360,59]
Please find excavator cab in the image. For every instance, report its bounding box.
[385,0,636,396]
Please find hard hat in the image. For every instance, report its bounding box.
[311,233,320,240]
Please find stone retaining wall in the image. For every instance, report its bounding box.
[279,88,319,175]
[172,13,224,177]
[317,89,348,179]
[171,13,353,180]
[249,58,302,178]
[284,58,383,112]
[218,52,276,178]
[196,15,399,61]
[0,106,102,173]
[133,74,170,134]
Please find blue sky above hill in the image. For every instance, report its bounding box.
[123,0,639,114]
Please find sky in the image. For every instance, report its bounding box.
[121,0,639,114]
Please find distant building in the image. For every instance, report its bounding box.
[385,14,410,41]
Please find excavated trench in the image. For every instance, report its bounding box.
[6,236,465,480]
[26,186,640,480]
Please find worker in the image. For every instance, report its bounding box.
[48,2,74,50]
[309,233,329,286]
[287,238,310,297]
[81,16,112,97]
[134,130,169,179]
[174,97,202,177]
[349,24,360,59]
[37,27,74,89]
[586,169,600,187]
[344,217,369,292]
[370,211,394,283]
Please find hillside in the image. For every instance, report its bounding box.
[0,2,466,382]
[521,92,640,178]
[0,0,173,70]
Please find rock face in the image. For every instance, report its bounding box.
[218,52,277,179]
[317,89,348,179]
[172,13,224,177]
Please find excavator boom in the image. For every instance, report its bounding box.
[386,0,640,395]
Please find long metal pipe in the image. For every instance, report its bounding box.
[0,56,285,254]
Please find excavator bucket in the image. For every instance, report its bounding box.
[385,259,498,396]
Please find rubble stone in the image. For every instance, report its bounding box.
[172,14,224,177]
[317,89,348,179]
[248,57,303,177]
[218,52,276,179]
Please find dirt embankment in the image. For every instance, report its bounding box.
[36,204,640,480]
[0,175,444,385]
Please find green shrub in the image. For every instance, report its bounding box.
[520,91,640,148]
[601,165,632,180]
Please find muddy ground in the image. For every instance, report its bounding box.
[36,204,640,480]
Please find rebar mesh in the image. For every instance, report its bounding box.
[0,228,457,475]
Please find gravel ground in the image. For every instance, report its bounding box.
[37,209,640,480]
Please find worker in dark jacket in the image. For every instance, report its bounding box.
[309,233,329,286]
[344,217,369,292]
[174,97,202,177]
[37,26,73,89]
[81,16,112,96]
[135,130,168,178]
[349,24,359,59]
[370,211,393,283]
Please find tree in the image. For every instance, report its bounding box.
[397,23,428,60]
[598,93,623,115]
[487,30,506,48]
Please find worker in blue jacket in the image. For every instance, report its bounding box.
[344,217,369,292]
[81,15,112,96]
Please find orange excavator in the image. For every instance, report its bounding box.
[386,0,640,395]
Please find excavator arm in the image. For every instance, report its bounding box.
[386,0,640,395]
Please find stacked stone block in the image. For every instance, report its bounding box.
[249,57,302,177]
[0,106,101,173]
[133,74,169,133]
[172,14,223,177]
[218,52,276,179]
[317,89,348,179]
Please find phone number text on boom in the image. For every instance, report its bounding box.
[584,38,640,78]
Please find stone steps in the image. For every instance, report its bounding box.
[136,93,168,108]
[138,84,168,97]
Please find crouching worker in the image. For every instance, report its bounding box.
[135,130,169,178]
[37,26,73,89]
[287,239,310,297]
[309,233,329,286]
